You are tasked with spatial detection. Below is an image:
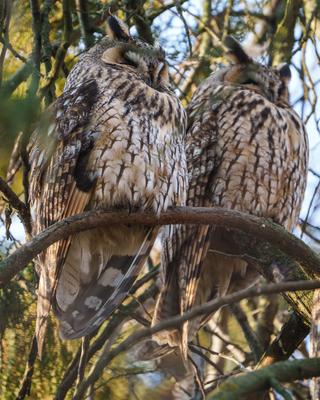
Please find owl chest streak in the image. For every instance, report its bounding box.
[86,81,184,212]
[209,100,304,229]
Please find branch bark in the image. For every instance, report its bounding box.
[271,0,301,65]
[258,312,310,368]
[230,303,263,362]
[310,289,320,399]
[1,207,319,288]
[75,0,94,48]
[29,0,42,95]
[207,358,320,399]
[0,58,34,97]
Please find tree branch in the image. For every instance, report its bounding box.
[72,280,320,399]
[230,303,263,362]
[0,207,319,287]
[258,311,310,367]
[207,358,320,399]
[75,0,94,48]
[29,0,42,95]
[0,58,34,97]
[271,0,301,65]
[0,176,32,235]
[310,289,320,399]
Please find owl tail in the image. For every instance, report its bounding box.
[152,258,182,349]
[152,225,211,360]
[138,339,194,380]
[36,241,64,357]
[55,227,158,340]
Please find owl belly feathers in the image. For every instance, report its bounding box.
[212,89,304,230]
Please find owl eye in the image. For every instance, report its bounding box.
[242,78,257,85]
[123,55,139,68]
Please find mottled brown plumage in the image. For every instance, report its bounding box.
[153,37,308,357]
[28,15,187,353]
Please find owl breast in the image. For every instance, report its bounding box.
[80,66,187,213]
[209,89,308,230]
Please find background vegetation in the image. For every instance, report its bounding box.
[0,0,320,399]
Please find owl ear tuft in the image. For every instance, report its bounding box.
[106,15,131,42]
[223,36,251,64]
[277,63,291,81]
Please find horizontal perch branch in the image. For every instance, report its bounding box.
[1,206,320,287]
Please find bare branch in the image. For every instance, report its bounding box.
[271,0,301,64]
[258,312,310,368]
[230,303,263,362]
[310,289,320,399]
[1,207,319,288]
[16,335,38,400]
[29,0,42,95]
[75,0,94,48]
[207,358,320,399]
[0,176,32,235]
[0,58,34,97]
[55,275,159,399]
[72,280,320,399]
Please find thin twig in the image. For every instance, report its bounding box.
[73,336,90,397]
[0,0,12,85]
[188,353,206,400]
[230,303,263,362]
[189,344,224,375]
[16,335,38,400]
[72,279,320,399]
[56,284,158,399]
[0,176,32,235]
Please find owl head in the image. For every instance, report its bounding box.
[214,36,291,105]
[99,15,169,90]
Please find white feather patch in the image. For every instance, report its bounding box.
[84,296,102,310]
[99,267,124,287]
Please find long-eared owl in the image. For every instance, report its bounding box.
[152,36,309,355]
[28,15,187,352]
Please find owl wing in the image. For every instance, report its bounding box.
[55,225,160,340]
[153,86,223,357]
[29,79,99,353]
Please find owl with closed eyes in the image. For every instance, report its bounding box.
[152,36,308,357]
[28,15,187,353]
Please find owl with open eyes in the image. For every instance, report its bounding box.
[152,37,309,356]
[28,15,187,353]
